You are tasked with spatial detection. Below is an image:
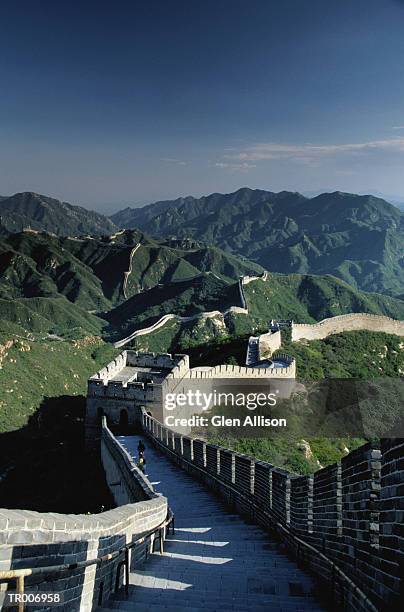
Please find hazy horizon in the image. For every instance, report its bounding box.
[1,0,404,211]
[2,184,404,216]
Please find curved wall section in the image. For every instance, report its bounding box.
[0,422,167,611]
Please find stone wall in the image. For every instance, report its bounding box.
[113,276,250,349]
[85,352,190,447]
[187,360,296,379]
[0,423,167,611]
[238,277,248,310]
[92,351,128,382]
[292,313,404,342]
[85,384,151,448]
[142,411,402,611]
[90,351,188,383]
[242,271,269,285]
[378,438,404,605]
[113,274,272,349]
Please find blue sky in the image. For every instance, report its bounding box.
[1,0,404,211]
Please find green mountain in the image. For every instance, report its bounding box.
[0,192,117,236]
[0,321,117,431]
[243,274,404,323]
[0,230,264,335]
[0,297,106,337]
[111,187,404,297]
[117,272,404,353]
[1,197,403,346]
[0,232,111,311]
[105,273,242,340]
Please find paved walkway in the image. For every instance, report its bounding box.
[100,435,327,612]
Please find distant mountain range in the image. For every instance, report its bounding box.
[0,187,403,347]
[111,187,404,297]
[0,192,116,236]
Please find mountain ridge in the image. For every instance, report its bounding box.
[110,187,404,296]
[0,192,117,236]
[0,229,265,335]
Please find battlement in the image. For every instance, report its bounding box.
[292,312,404,342]
[188,358,295,379]
[90,350,189,384]
[143,412,404,610]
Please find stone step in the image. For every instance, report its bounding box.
[106,599,320,611]
[113,585,318,604]
[115,591,318,603]
[101,606,314,612]
[131,565,310,579]
[102,594,322,612]
[107,436,326,612]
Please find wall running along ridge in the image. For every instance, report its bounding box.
[0,422,167,611]
[122,243,141,299]
[113,273,269,348]
[142,411,403,611]
[292,313,404,342]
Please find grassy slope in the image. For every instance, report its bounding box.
[0,322,117,432]
[0,322,119,513]
[282,329,404,379]
[244,274,404,322]
[0,296,107,336]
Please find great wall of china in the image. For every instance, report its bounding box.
[1,371,403,610]
[113,274,257,348]
[115,265,404,365]
[85,351,296,443]
[291,313,404,342]
[1,263,404,610]
[248,313,404,363]
[122,243,141,299]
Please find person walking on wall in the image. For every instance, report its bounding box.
[137,450,146,473]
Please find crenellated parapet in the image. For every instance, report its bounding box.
[0,421,168,611]
[142,410,403,611]
[88,379,158,400]
[188,359,295,379]
[85,351,191,446]
[292,313,404,342]
[91,350,128,382]
[90,351,188,384]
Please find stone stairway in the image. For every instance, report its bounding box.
[99,436,327,612]
[245,337,259,366]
